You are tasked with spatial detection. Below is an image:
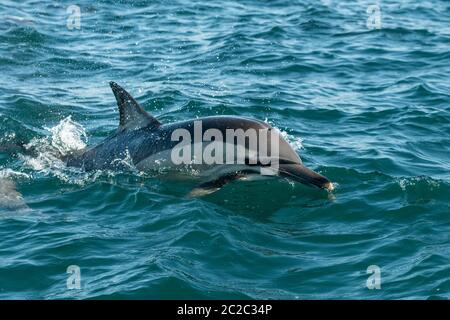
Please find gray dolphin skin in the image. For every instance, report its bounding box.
[64,82,333,194]
[0,178,30,212]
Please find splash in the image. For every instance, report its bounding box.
[280,130,304,152]
[0,132,17,142]
[0,168,30,180]
[110,149,138,172]
[45,116,87,156]
[21,117,89,184]
[263,118,304,151]
[397,176,441,191]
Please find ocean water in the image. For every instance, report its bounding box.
[0,0,449,300]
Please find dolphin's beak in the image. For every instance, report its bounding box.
[279,164,334,191]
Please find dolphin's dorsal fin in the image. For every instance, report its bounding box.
[109,81,161,131]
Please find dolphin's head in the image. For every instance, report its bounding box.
[274,131,334,191]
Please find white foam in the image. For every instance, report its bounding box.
[20,117,91,184]
[18,117,147,185]
[280,130,304,152]
[263,119,304,151]
[45,116,87,156]
[0,168,30,179]
[398,177,441,191]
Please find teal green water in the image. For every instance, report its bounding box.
[0,0,449,299]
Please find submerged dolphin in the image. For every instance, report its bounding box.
[62,82,333,194]
[0,178,30,212]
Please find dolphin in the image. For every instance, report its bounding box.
[61,82,333,194]
[0,178,30,213]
